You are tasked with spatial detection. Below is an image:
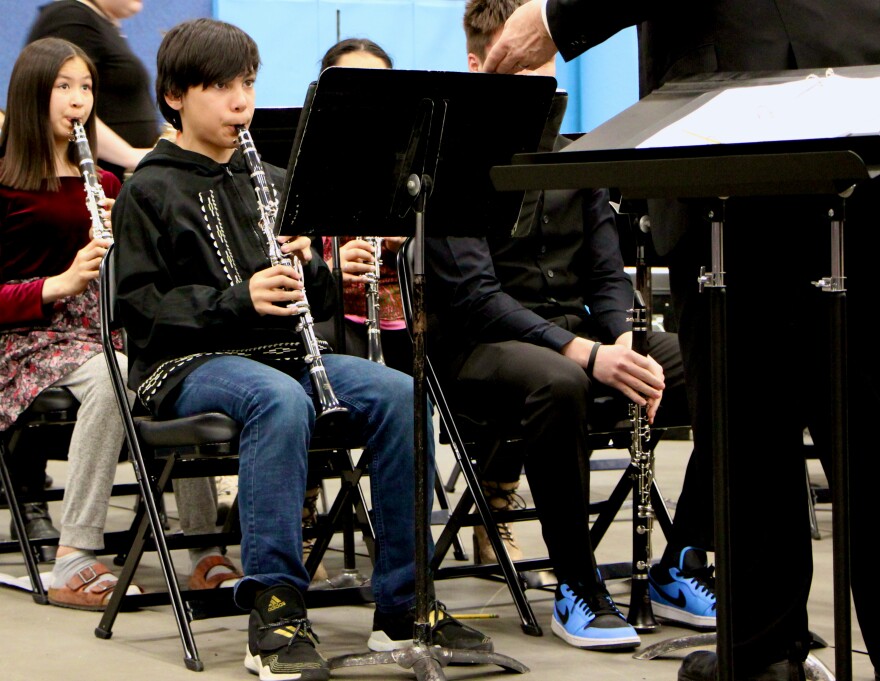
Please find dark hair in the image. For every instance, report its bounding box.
[157,18,261,131]
[0,38,98,191]
[320,38,393,73]
[463,0,526,60]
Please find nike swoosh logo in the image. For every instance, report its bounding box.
[661,587,688,608]
[557,604,571,625]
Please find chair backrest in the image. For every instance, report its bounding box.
[98,244,138,447]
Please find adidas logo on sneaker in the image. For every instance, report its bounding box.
[246,585,328,681]
[267,595,286,612]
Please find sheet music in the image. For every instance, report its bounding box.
[638,71,880,148]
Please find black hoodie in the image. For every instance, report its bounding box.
[113,139,335,414]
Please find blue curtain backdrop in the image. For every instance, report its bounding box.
[1,0,637,135]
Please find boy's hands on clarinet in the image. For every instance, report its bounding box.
[249,235,311,316]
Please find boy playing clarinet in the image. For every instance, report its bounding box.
[112,18,490,681]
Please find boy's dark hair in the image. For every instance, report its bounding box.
[156,18,261,131]
[320,38,393,73]
[0,38,98,191]
[463,0,526,60]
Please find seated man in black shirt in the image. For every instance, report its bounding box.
[425,0,717,652]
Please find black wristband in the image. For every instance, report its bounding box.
[586,342,602,378]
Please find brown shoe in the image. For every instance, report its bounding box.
[473,480,525,563]
[188,554,243,589]
[47,562,136,611]
[303,486,329,584]
[474,480,556,588]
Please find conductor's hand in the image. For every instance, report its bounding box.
[278,235,313,264]
[482,0,558,74]
[249,264,304,316]
[42,238,111,303]
[561,336,665,422]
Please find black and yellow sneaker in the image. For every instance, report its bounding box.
[245,585,329,681]
[367,601,494,653]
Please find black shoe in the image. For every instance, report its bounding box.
[244,585,329,681]
[678,651,806,681]
[367,601,494,652]
[9,502,60,562]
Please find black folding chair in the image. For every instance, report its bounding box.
[95,244,378,671]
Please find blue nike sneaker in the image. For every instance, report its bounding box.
[649,546,716,629]
[551,582,640,650]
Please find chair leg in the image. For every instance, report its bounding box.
[589,464,635,547]
[435,430,542,636]
[305,449,376,584]
[95,451,204,671]
[444,461,462,493]
[0,441,48,604]
[96,489,150,637]
[433,470,468,561]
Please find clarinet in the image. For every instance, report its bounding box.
[361,236,386,365]
[71,119,112,241]
[626,289,659,631]
[236,126,347,419]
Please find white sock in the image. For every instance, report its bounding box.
[51,550,114,590]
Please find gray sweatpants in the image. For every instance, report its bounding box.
[52,352,216,549]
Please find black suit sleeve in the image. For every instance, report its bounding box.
[546,0,653,61]
[427,236,576,353]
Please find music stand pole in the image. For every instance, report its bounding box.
[814,192,852,681]
[698,201,734,681]
[329,176,529,677]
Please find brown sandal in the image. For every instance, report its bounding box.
[188,554,243,590]
[47,563,134,611]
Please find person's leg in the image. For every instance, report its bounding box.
[311,353,490,652]
[175,358,326,681]
[457,341,597,584]
[54,352,126,551]
[46,352,135,608]
[636,332,717,628]
[456,340,638,650]
[810,188,880,676]
[669,200,814,672]
[309,353,424,613]
[172,356,313,607]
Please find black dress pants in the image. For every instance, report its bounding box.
[452,328,686,587]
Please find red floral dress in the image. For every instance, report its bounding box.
[1,173,121,431]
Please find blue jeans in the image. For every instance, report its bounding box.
[172,353,433,612]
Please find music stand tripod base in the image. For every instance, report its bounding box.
[329,645,529,677]
[634,633,834,681]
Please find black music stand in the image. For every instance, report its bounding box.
[491,65,880,681]
[275,66,557,679]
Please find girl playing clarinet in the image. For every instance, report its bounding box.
[0,38,234,610]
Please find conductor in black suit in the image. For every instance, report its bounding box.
[483,2,880,681]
